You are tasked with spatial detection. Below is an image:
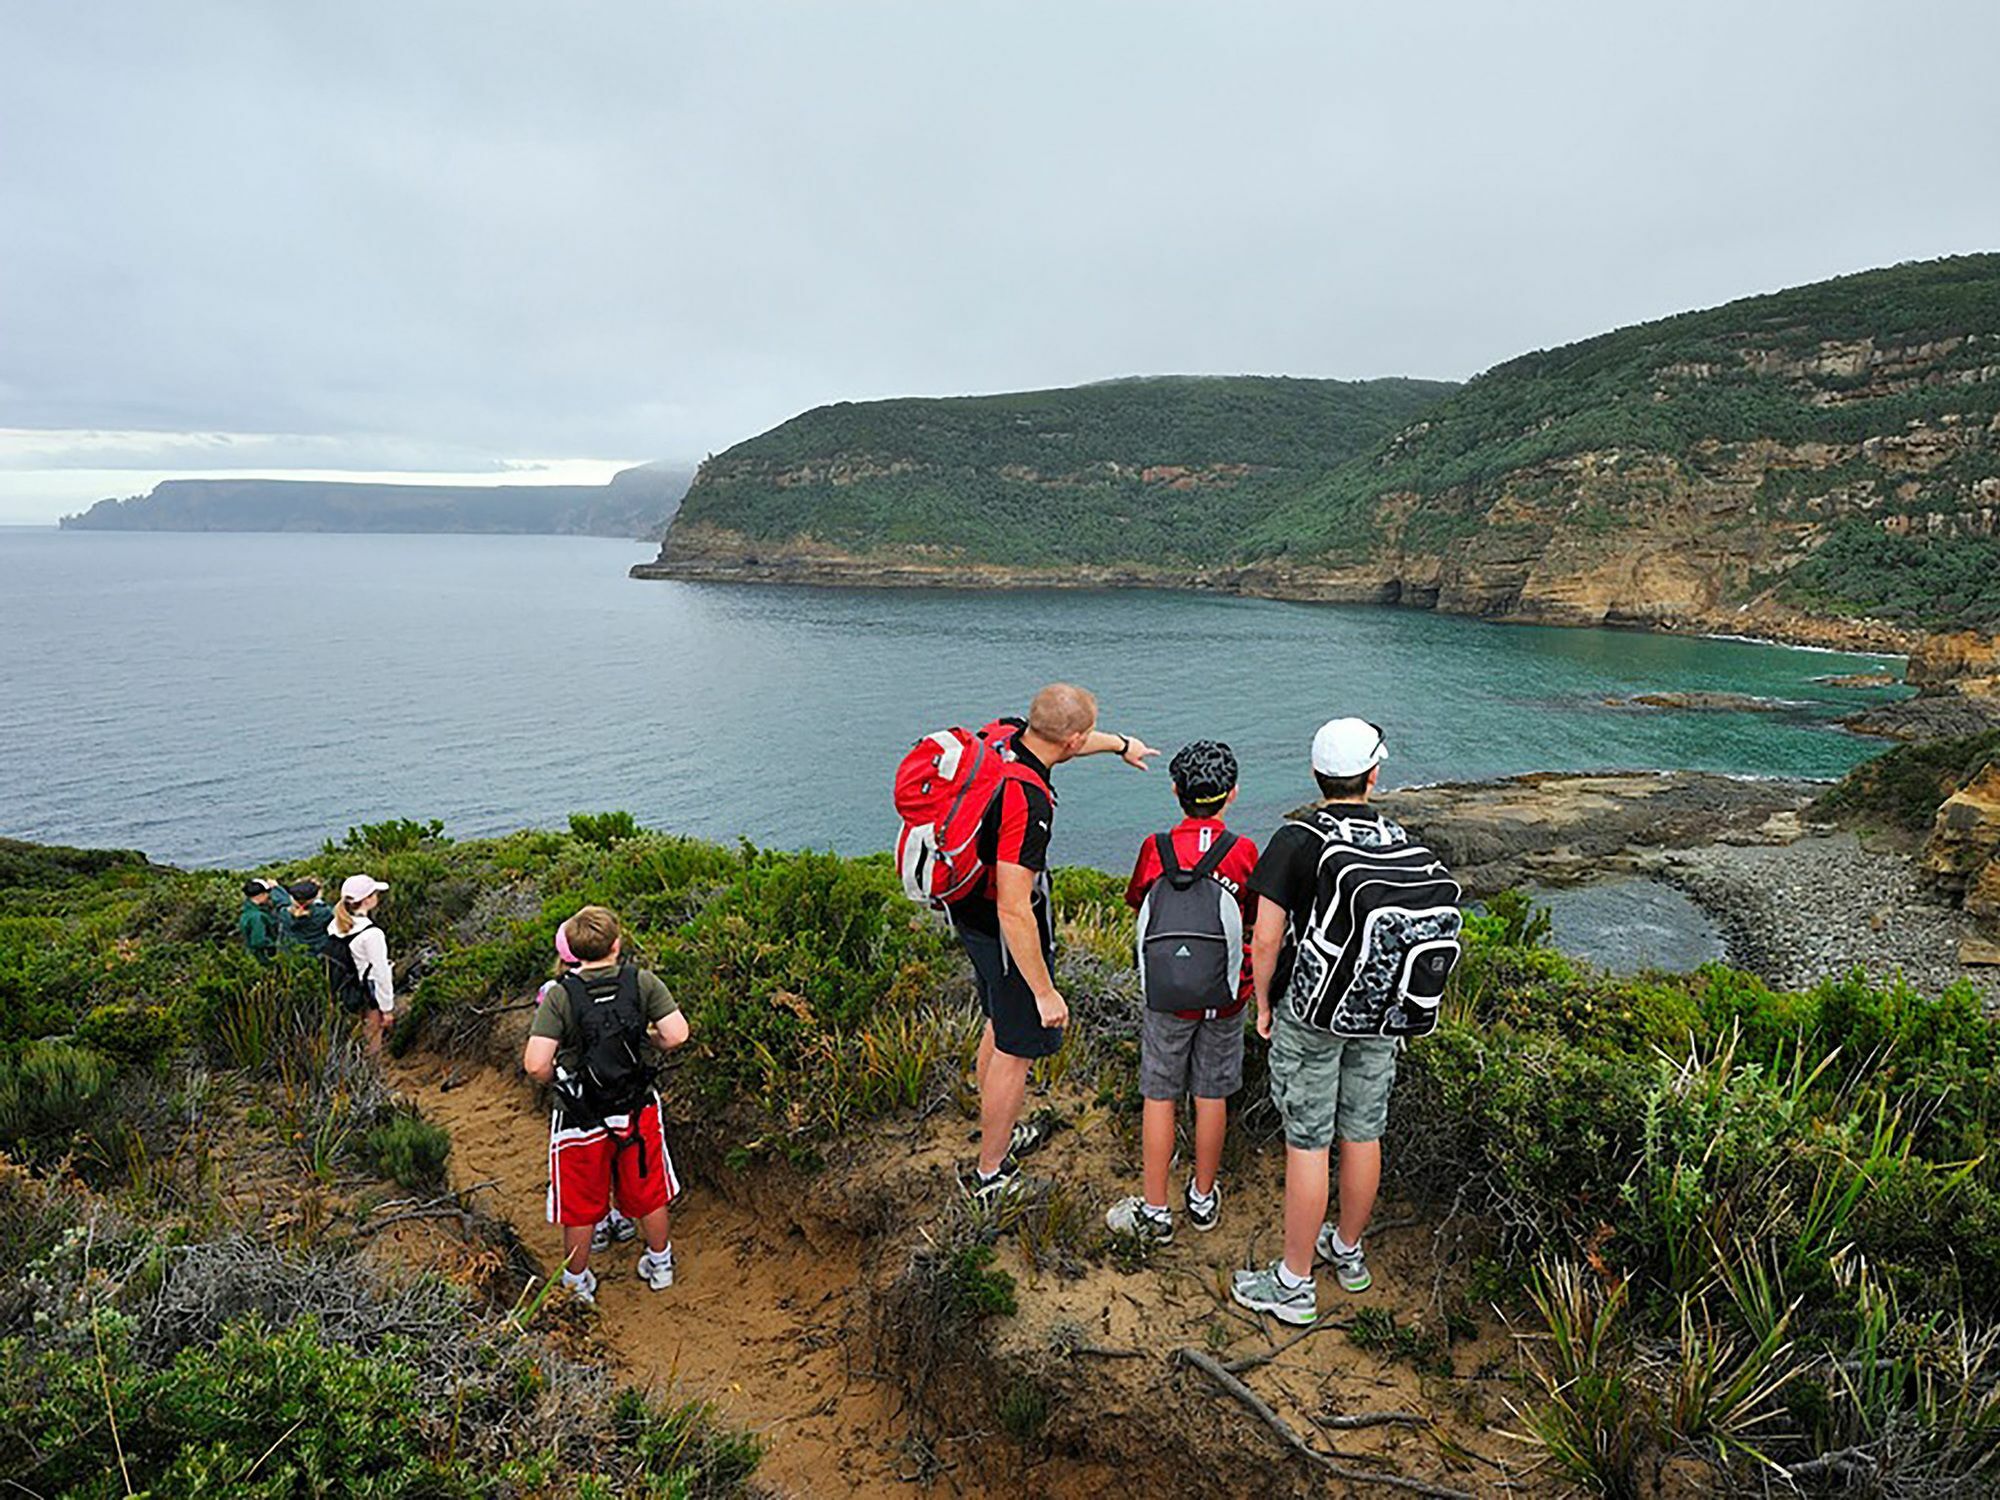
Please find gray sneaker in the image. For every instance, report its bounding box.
[561,1267,598,1305]
[1105,1196,1173,1244]
[1229,1261,1318,1326]
[1184,1177,1221,1233]
[1315,1224,1372,1292]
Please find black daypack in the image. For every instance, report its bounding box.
[323,927,375,1014]
[557,964,656,1126]
[1136,830,1244,1014]
[1281,812,1462,1039]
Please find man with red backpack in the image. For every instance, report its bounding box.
[899,682,1157,1200]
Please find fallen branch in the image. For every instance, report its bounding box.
[1315,1410,1432,1431]
[1068,1344,1144,1359]
[1785,1447,1879,1485]
[1173,1348,1471,1500]
[355,1205,473,1238]
[355,1181,498,1237]
[1224,1314,1351,1373]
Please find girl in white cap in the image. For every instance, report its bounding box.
[331,873,394,1056]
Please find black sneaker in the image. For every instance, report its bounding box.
[1008,1109,1058,1159]
[964,1153,1024,1203]
[1185,1177,1222,1233]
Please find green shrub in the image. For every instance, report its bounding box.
[361,1112,452,1190]
[0,1041,118,1161]
[569,810,640,848]
[323,817,447,856]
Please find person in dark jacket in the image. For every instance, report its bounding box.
[238,879,284,960]
[279,879,334,955]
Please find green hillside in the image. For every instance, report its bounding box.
[664,375,1457,566]
[645,256,2000,640]
[1249,254,2000,628]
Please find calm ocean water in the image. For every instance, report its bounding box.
[0,529,1905,872]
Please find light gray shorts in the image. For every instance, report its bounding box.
[1266,1014,1399,1149]
[1139,1007,1247,1101]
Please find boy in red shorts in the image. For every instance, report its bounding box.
[522,905,689,1302]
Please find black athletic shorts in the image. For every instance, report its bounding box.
[951,917,1063,1060]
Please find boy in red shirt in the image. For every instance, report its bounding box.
[1106,741,1258,1242]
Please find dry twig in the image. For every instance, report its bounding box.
[1173,1348,1472,1500]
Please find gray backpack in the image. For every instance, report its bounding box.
[1136,831,1244,1014]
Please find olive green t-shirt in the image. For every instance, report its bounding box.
[528,963,679,1075]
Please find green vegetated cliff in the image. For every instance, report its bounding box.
[60,461,695,541]
[639,255,2000,647]
[640,374,1457,570]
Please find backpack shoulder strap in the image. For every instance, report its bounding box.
[1188,829,1239,883]
[1154,832,1185,886]
[557,970,590,1006]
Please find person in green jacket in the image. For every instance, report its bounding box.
[278,879,334,956]
[238,879,284,960]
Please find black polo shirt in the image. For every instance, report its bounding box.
[952,721,1056,944]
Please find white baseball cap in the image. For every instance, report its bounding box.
[1310,717,1388,778]
[340,874,390,904]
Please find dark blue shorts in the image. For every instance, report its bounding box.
[952,918,1063,1060]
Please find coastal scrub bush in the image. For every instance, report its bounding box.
[324,816,448,855]
[569,809,640,847]
[0,1041,118,1163]
[361,1111,452,1190]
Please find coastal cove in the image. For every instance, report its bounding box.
[3,528,1905,871]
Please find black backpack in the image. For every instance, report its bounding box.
[324,928,375,1014]
[556,964,657,1126]
[1136,830,1244,1014]
[1281,812,1462,1039]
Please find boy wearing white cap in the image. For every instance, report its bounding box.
[1232,717,1401,1325]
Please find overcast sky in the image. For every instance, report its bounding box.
[3,1,1997,521]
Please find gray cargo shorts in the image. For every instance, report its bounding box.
[1139,1007,1247,1101]
[1266,1011,1398,1149]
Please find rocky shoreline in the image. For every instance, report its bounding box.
[633,546,1923,657]
[1373,770,1997,1001]
[1655,835,1997,1003]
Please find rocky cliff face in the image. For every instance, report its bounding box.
[1926,764,2000,963]
[640,258,2000,678]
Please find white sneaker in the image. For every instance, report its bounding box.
[562,1267,598,1304]
[637,1246,675,1291]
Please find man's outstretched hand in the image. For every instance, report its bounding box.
[1121,736,1160,770]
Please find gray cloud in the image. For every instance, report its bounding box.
[4,0,1998,518]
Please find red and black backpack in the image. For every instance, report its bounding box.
[893,718,1044,907]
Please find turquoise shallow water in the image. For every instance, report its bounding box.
[0,529,1906,870]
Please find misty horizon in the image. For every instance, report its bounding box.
[4,1,1998,521]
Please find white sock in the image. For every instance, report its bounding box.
[1142,1201,1170,1220]
[563,1267,592,1285]
[1276,1260,1312,1289]
[1188,1182,1218,1206]
[1331,1229,1359,1257]
[642,1243,672,1265]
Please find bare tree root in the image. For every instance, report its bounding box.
[1172,1347,1472,1500]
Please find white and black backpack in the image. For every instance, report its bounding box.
[1282,813,1462,1039]
[1136,831,1244,1014]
